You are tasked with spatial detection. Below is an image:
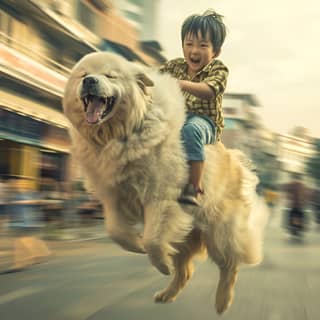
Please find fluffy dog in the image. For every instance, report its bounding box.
[63,52,267,314]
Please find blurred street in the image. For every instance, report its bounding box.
[0,205,319,320]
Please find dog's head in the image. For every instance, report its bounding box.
[63,52,153,140]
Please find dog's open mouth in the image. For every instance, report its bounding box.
[82,95,116,124]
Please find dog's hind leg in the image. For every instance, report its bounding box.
[154,229,205,303]
[143,201,193,275]
[154,254,194,303]
[215,265,238,314]
[204,232,239,314]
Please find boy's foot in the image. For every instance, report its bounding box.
[178,184,202,206]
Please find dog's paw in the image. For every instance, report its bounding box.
[215,291,233,314]
[147,248,173,275]
[159,263,172,275]
[154,290,176,303]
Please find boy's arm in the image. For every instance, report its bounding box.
[179,62,229,100]
[178,80,215,99]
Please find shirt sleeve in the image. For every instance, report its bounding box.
[203,63,229,97]
[159,60,172,74]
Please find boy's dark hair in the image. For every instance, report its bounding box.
[181,9,227,54]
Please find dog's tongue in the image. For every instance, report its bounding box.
[86,97,104,124]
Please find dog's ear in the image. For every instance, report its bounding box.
[135,73,154,94]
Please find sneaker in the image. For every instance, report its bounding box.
[178,184,201,206]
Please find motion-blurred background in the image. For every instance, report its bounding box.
[0,1,320,319]
[1,0,320,198]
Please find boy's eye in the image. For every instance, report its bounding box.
[200,43,209,47]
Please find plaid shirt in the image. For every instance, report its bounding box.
[159,58,229,140]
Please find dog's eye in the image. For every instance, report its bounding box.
[81,73,88,78]
[104,73,117,79]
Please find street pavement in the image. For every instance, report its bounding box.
[0,207,319,320]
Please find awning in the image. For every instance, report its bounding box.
[100,40,146,64]
[0,129,40,147]
[0,129,70,153]
[3,0,99,52]
[0,44,67,97]
[0,90,70,129]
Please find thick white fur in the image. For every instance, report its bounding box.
[63,52,267,314]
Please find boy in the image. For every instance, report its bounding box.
[159,9,229,206]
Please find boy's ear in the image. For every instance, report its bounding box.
[213,49,221,58]
[135,73,154,94]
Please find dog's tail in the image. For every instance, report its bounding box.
[231,150,269,265]
[245,194,270,265]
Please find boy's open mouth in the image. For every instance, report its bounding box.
[190,57,201,64]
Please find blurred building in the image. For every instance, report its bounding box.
[277,127,316,184]
[221,94,281,189]
[110,0,166,64]
[116,0,159,40]
[0,0,164,189]
[254,128,281,189]
[1,0,75,188]
[221,93,260,151]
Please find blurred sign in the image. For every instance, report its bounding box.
[223,98,246,120]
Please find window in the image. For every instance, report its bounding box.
[0,9,11,40]
[77,0,96,32]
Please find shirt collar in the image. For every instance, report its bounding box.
[181,58,217,77]
[202,59,217,73]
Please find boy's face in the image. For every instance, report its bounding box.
[183,31,216,76]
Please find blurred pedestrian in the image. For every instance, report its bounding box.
[284,173,310,235]
[0,177,9,232]
[4,177,51,273]
[264,188,279,213]
[311,188,320,224]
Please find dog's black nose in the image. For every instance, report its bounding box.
[83,76,98,87]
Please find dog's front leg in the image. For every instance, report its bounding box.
[143,201,193,275]
[103,200,145,254]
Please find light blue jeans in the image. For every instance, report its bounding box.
[181,114,216,161]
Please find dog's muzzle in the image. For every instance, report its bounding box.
[80,76,116,124]
[82,94,116,124]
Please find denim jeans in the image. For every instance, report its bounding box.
[181,114,216,161]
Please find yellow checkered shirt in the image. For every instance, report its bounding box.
[159,58,229,140]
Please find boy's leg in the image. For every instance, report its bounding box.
[180,160,204,206]
[189,160,204,193]
[180,115,215,206]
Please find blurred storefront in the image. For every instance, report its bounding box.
[278,128,316,184]
[0,0,164,191]
[221,93,261,151]
[0,0,81,188]
[221,93,283,190]
[0,107,70,189]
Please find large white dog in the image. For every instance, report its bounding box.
[63,52,267,314]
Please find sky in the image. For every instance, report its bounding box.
[157,0,320,137]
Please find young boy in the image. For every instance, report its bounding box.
[159,9,229,206]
